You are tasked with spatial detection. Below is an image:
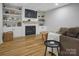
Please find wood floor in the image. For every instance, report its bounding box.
[0,35,50,56]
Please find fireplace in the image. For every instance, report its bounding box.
[25,26,36,35]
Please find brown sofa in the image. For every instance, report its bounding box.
[59,27,79,56]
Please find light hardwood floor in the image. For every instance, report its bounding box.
[0,35,50,56]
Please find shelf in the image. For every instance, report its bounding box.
[3,13,21,17]
[23,21,39,24]
[3,7,22,12]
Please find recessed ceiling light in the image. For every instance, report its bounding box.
[55,3,59,6]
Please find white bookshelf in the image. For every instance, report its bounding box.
[3,4,22,27]
[37,12,45,26]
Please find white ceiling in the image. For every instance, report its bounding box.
[5,3,69,12]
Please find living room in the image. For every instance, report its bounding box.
[0,3,79,56]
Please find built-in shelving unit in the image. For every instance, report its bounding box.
[37,12,45,26]
[3,4,22,27]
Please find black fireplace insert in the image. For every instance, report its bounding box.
[25,26,36,35]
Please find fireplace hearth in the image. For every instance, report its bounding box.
[25,26,36,35]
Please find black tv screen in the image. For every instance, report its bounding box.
[25,9,37,18]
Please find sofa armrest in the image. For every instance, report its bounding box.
[60,35,79,55]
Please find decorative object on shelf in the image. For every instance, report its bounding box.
[41,15,45,17]
[39,19,45,22]
[28,19,31,21]
[17,22,22,26]
[19,8,22,10]
[38,16,40,17]
[39,19,45,26]
[5,10,9,14]
[10,10,15,14]
[3,3,6,8]
[39,23,44,26]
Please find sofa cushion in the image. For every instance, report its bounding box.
[58,28,69,34]
[64,27,79,38]
[77,33,79,39]
[65,32,77,38]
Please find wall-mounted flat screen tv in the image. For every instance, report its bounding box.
[25,9,37,18]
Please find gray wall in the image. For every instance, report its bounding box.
[45,4,79,32]
[0,3,2,44]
